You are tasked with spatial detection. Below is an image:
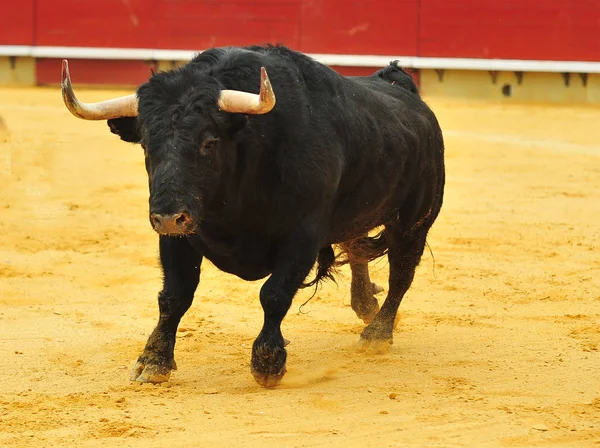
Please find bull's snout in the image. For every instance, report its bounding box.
[150,212,192,235]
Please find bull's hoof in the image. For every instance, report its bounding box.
[359,305,380,325]
[130,360,176,383]
[251,338,287,388]
[251,364,287,388]
[352,290,381,324]
[356,337,393,354]
[354,298,380,325]
[357,320,393,354]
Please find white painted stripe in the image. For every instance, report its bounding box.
[307,53,415,67]
[0,45,32,57]
[33,46,158,60]
[2,45,600,73]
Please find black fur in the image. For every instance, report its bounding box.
[109,45,445,385]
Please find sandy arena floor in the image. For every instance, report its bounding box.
[0,87,599,447]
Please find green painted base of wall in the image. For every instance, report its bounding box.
[420,69,600,105]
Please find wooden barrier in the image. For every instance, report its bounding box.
[0,0,598,100]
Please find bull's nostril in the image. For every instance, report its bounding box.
[150,214,161,228]
[175,212,190,227]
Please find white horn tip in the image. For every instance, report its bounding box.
[61,59,70,86]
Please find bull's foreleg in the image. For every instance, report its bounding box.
[130,235,201,383]
[251,221,319,387]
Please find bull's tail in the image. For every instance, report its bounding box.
[300,229,389,289]
[301,245,337,288]
[337,229,389,265]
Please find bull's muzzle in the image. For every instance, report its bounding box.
[150,212,193,235]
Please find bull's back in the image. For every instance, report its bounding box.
[321,79,444,242]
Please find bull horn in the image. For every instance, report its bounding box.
[217,67,276,114]
[61,59,138,120]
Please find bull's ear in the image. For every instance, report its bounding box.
[107,117,141,143]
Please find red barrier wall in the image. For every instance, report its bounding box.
[156,0,302,50]
[35,0,156,48]
[2,0,600,85]
[419,0,600,62]
[0,0,34,45]
[300,0,419,55]
[6,0,599,61]
[36,59,155,86]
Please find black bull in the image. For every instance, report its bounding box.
[62,45,445,387]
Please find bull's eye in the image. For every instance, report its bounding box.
[200,138,219,155]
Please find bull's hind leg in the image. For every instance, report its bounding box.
[342,236,384,324]
[349,259,384,324]
[358,227,428,350]
[130,235,201,383]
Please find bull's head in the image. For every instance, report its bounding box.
[61,60,276,235]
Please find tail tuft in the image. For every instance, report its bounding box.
[337,229,389,265]
[301,245,337,288]
[372,62,419,95]
[300,229,390,290]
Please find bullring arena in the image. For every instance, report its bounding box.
[1,84,599,446]
[2,1,600,447]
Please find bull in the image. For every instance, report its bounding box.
[61,45,445,387]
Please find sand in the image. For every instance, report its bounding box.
[0,87,599,447]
